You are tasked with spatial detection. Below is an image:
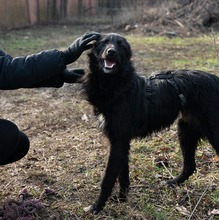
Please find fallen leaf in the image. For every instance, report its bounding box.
[213,155,219,163]
[81,113,89,122]
[209,209,219,215]
[176,205,190,216]
[83,205,92,212]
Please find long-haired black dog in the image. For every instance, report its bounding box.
[83,33,219,214]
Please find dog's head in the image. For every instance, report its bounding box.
[89,33,132,74]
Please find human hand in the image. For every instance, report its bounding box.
[63,32,100,64]
[63,68,85,83]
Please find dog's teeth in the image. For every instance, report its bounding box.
[104,60,115,68]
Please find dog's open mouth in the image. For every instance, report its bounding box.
[103,59,116,74]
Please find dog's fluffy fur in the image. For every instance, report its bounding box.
[83,33,219,214]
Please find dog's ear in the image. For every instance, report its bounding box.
[94,33,104,43]
[91,33,104,48]
[96,33,103,41]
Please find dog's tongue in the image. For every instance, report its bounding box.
[104,59,116,68]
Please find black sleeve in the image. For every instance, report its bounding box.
[0,49,66,89]
[0,50,13,60]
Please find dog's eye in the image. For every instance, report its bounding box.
[102,39,109,44]
[117,40,125,47]
[98,39,109,45]
[117,40,122,45]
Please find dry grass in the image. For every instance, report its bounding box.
[0,25,219,219]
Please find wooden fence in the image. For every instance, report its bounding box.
[0,0,154,29]
[0,0,97,29]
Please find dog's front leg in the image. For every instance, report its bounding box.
[118,149,130,202]
[89,141,129,214]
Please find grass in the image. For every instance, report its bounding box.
[127,34,219,74]
[0,25,219,219]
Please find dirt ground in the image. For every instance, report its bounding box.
[0,23,219,219]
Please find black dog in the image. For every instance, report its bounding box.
[83,33,219,214]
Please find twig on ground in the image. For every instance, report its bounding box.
[188,185,210,220]
[161,161,174,179]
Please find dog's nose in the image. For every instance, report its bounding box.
[107,48,116,56]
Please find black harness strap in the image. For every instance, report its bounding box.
[149,71,187,107]
[171,74,187,106]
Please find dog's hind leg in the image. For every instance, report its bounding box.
[89,141,130,214]
[205,130,219,156]
[167,119,200,185]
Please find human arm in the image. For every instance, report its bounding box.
[0,49,66,89]
[0,32,100,89]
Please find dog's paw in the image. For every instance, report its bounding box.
[166,179,178,187]
[83,204,102,215]
[166,174,190,187]
[166,178,184,187]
